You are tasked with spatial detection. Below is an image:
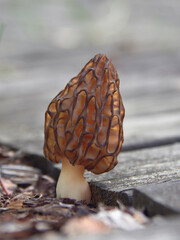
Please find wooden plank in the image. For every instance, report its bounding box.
[133,180,180,217]
[0,51,180,154]
[123,110,180,150]
[85,143,180,212]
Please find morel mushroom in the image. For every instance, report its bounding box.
[44,54,125,203]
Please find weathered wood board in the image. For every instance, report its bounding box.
[86,143,180,187]
[85,143,180,214]
[0,50,180,154]
[133,180,180,217]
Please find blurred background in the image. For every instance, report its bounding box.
[0,0,180,154]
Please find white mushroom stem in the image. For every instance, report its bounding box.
[56,157,91,203]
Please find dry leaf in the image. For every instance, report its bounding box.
[62,216,110,235]
[92,207,149,231]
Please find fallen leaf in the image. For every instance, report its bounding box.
[62,216,110,235]
[92,206,149,231]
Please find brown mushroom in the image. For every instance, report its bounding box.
[43,54,125,203]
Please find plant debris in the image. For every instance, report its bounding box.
[0,143,149,239]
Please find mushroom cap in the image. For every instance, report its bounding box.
[44,54,125,174]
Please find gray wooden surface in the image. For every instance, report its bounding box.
[0,0,180,239]
[0,0,180,154]
[87,143,180,210]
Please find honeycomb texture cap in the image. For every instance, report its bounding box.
[44,54,125,174]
